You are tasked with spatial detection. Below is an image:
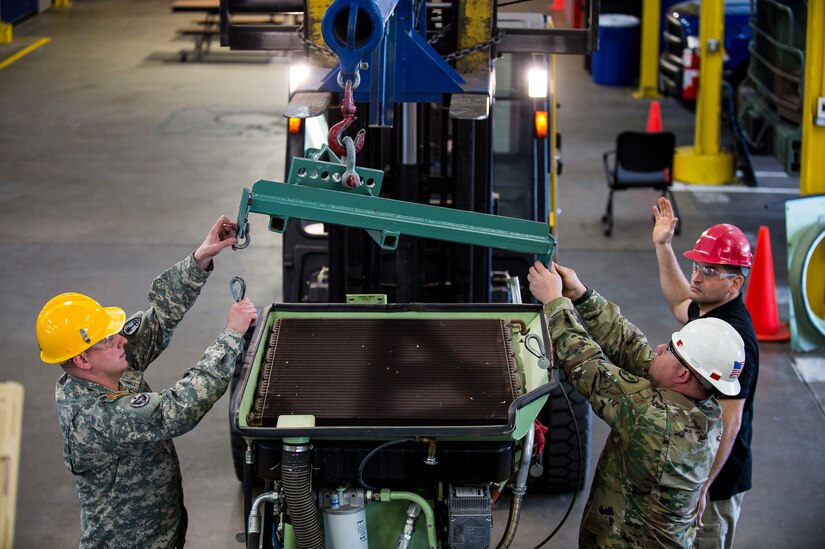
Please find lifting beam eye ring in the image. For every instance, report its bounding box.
[234,229,251,250]
[234,188,253,250]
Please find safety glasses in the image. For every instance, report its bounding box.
[668,341,716,392]
[691,262,740,280]
[667,341,692,370]
[90,334,117,350]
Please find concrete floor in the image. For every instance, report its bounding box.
[2,1,824,547]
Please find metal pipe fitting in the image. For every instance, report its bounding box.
[394,503,422,549]
[248,491,279,535]
[378,489,437,549]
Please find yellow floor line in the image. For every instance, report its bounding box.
[0,37,52,71]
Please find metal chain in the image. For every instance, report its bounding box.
[295,25,335,57]
[442,29,504,62]
[427,22,453,46]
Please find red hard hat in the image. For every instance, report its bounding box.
[683,224,753,267]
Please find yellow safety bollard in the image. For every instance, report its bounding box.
[0,23,11,44]
[800,0,825,197]
[634,0,662,99]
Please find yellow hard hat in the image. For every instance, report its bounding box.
[36,292,126,364]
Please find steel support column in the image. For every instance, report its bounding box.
[634,0,662,99]
[800,0,825,321]
[801,0,825,197]
[455,0,493,74]
[673,0,734,185]
[307,0,336,67]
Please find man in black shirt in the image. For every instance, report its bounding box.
[653,197,759,549]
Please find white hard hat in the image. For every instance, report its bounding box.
[671,318,745,396]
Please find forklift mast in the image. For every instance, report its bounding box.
[221,0,599,305]
[223,4,603,548]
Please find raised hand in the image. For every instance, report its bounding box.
[652,196,679,247]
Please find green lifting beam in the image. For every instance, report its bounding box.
[235,148,555,263]
[235,183,555,266]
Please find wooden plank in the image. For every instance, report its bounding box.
[171,0,219,13]
[0,382,24,549]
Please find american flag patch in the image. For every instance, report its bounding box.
[730,360,744,378]
[710,372,721,381]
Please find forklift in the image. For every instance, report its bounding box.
[220,1,601,546]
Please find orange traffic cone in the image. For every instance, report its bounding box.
[744,226,790,342]
[646,100,663,132]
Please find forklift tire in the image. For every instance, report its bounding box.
[531,370,591,494]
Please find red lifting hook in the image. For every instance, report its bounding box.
[327,80,365,158]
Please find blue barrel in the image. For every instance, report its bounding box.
[592,14,640,86]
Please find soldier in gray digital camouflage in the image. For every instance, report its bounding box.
[36,215,258,549]
[527,260,746,548]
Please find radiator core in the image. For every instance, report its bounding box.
[248,318,522,427]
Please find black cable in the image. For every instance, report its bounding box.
[533,381,583,549]
[722,80,757,187]
[358,438,416,490]
[498,0,533,7]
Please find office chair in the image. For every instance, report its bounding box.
[602,131,680,237]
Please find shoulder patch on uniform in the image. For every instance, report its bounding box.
[129,393,151,408]
[114,391,161,419]
[619,370,640,384]
[122,315,142,336]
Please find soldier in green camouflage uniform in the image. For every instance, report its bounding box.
[527,261,743,548]
[36,216,258,548]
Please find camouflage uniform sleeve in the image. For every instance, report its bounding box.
[123,254,211,372]
[569,290,655,378]
[78,329,244,446]
[543,296,656,435]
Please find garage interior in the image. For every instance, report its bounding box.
[1,0,824,547]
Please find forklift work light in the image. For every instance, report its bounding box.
[289,63,310,94]
[288,117,302,134]
[528,67,548,98]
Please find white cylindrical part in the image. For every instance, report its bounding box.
[323,507,369,549]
